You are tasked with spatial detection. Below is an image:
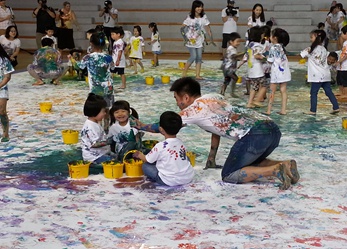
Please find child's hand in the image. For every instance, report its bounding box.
[133,150,142,159]
[67,54,71,59]
[142,51,146,56]
[148,42,151,45]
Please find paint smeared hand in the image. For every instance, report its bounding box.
[203,159,223,170]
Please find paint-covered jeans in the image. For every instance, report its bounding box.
[221,120,281,184]
[310,82,339,113]
[187,47,203,65]
[142,162,167,186]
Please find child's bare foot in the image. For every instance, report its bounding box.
[32,80,44,86]
[252,101,265,107]
[282,160,300,184]
[246,104,256,108]
[330,109,340,114]
[277,163,291,190]
[276,111,287,115]
[231,93,239,98]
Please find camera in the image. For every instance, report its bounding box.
[104,1,111,13]
[41,0,48,10]
[226,6,239,16]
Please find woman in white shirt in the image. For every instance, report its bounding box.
[0,25,20,68]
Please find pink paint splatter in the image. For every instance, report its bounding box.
[295,237,322,247]
[229,215,242,222]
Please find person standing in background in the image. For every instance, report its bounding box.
[32,0,56,49]
[221,0,239,58]
[99,0,118,53]
[0,0,14,36]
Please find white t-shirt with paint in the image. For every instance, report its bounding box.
[108,120,138,154]
[183,14,210,48]
[267,43,291,83]
[112,39,126,68]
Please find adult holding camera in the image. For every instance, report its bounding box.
[99,0,118,53]
[32,0,56,49]
[0,0,15,36]
[221,0,239,58]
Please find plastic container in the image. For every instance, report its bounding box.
[186,151,196,167]
[161,76,170,84]
[178,62,186,69]
[342,117,347,129]
[237,76,242,83]
[39,102,52,113]
[142,140,159,150]
[299,58,306,64]
[68,160,91,179]
[61,130,79,144]
[102,161,124,179]
[145,76,154,85]
[123,150,144,177]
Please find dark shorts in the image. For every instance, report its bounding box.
[336,70,347,87]
[111,67,125,75]
[222,33,232,48]
[221,120,281,183]
[249,76,267,91]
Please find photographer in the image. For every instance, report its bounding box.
[32,0,56,49]
[99,0,118,53]
[0,0,15,36]
[221,0,239,57]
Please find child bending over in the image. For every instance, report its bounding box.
[134,111,194,186]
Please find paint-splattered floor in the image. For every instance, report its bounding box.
[1,60,347,249]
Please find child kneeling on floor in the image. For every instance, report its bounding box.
[133,111,194,186]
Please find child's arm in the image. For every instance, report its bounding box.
[0,73,11,89]
[133,150,147,162]
[116,50,123,66]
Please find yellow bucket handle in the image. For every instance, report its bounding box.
[122,150,139,163]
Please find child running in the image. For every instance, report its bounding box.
[129,25,145,74]
[69,32,114,131]
[0,44,14,142]
[81,93,113,164]
[110,26,126,89]
[148,22,161,67]
[220,32,243,97]
[300,29,339,115]
[108,100,140,161]
[134,111,194,187]
[264,28,291,115]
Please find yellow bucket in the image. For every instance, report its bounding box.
[102,161,124,179]
[342,117,347,129]
[299,58,306,64]
[237,76,242,83]
[85,76,89,84]
[161,76,170,84]
[145,76,154,85]
[123,150,144,177]
[61,130,79,144]
[142,140,159,150]
[151,60,155,66]
[186,151,196,167]
[39,102,52,113]
[178,62,186,69]
[68,160,90,179]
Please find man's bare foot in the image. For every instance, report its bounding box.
[32,80,44,86]
[282,160,300,184]
[278,163,291,190]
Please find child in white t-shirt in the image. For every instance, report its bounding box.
[81,93,113,164]
[134,111,194,187]
[41,26,57,50]
[111,26,126,89]
[129,25,145,74]
[148,22,161,67]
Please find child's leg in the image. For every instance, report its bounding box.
[142,162,167,185]
[138,59,144,72]
[265,83,277,114]
[132,59,138,73]
[121,74,126,88]
[247,89,257,108]
[221,76,230,96]
[230,73,239,97]
[279,82,288,114]
[27,64,44,85]
[154,54,158,66]
[0,99,9,140]
[308,83,321,113]
[53,65,69,85]
[322,82,340,112]
[245,77,250,95]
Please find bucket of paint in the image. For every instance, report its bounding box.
[186,151,196,167]
[161,76,170,84]
[299,58,306,64]
[123,150,144,177]
[145,76,154,85]
[342,117,347,129]
[102,160,124,179]
[178,62,186,69]
[68,160,90,179]
[151,60,155,66]
[61,130,79,144]
[142,140,159,150]
[85,76,89,84]
[39,102,52,113]
[237,76,242,83]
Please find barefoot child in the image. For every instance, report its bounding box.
[300,29,339,115]
[264,28,291,115]
[110,26,126,89]
[335,26,347,99]
[220,32,243,97]
[148,22,161,67]
[129,25,145,74]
